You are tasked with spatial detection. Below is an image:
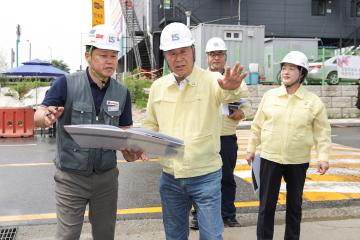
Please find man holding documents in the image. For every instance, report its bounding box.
[34,25,144,240]
[142,22,248,240]
[245,51,331,240]
[190,37,250,230]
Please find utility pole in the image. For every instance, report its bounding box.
[10,48,15,68]
[185,11,191,27]
[16,24,21,67]
[48,46,52,61]
[238,0,241,25]
[27,40,31,61]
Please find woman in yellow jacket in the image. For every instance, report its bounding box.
[246,51,331,240]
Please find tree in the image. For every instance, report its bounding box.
[51,59,70,73]
[0,49,8,71]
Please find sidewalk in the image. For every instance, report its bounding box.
[132,104,360,129]
[14,206,360,239]
[132,107,360,129]
[237,118,360,129]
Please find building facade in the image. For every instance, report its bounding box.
[117,0,360,71]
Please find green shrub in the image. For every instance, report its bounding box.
[0,75,7,84]
[122,69,154,109]
[8,81,50,99]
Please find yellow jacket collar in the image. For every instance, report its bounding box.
[165,65,200,88]
[277,84,305,99]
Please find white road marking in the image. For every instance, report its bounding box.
[0,144,37,147]
[285,181,360,194]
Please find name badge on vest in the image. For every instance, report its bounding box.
[107,100,119,112]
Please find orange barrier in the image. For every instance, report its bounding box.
[0,108,34,138]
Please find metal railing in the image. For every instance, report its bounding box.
[120,0,154,70]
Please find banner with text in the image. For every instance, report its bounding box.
[92,0,104,27]
[337,55,360,79]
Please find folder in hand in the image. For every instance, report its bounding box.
[222,98,248,115]
[251,154,261,197]
[64,124,184,158]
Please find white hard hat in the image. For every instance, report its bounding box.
[160,22,194,51]
[85,24,120,52]
[205,37,227,52]
[281,51,309,71]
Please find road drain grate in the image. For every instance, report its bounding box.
[0,227,17,240]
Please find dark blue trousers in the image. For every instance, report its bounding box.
[220,134,238,218]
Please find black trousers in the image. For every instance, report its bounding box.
[257,158,309,240]
[220,134,238,218]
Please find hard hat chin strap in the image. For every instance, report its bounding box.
[89,65,108,84]
[87,59,108,87]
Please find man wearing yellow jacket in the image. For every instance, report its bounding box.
[142,23,248,240]
[190,37,251,229]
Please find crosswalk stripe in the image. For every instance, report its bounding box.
[241,173,360,182]
[278,192,360,202]
[300,182,360,194]
[236,154,360,159]
[236,168,360,179]
[236,162,360,170]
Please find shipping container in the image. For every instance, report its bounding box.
[264,38,319,84]
[190,23,265,82]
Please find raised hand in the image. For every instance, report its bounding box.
[217,62,247,90]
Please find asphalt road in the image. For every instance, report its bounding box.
[0,127,359,227]
[331,126,360,148]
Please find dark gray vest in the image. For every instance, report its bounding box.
[55,71,127,176]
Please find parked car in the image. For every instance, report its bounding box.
[307,56,359,85]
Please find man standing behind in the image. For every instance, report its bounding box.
[34,24,145,240]
[142,22,248,240]
[190,37,251,229]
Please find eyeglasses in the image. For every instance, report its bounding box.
[208,51,226,57]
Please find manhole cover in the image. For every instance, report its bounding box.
[0,227,17,240]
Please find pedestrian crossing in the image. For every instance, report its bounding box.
[234,130,360,202]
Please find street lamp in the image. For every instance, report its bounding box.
[80,32,88,71]
[185,11,191,27]
[238,0,241,25]
[48,46,52,61]
[26,40,31,61]
[16,24,21,67]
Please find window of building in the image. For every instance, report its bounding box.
[224,31,242,41]
[351,0,360,17]
[312,0,326,16]
[163,0,171,10]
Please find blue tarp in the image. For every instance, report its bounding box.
[2,59,67,77]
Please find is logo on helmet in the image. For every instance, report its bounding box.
[171,33,180,41]
[109,36,115,43]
